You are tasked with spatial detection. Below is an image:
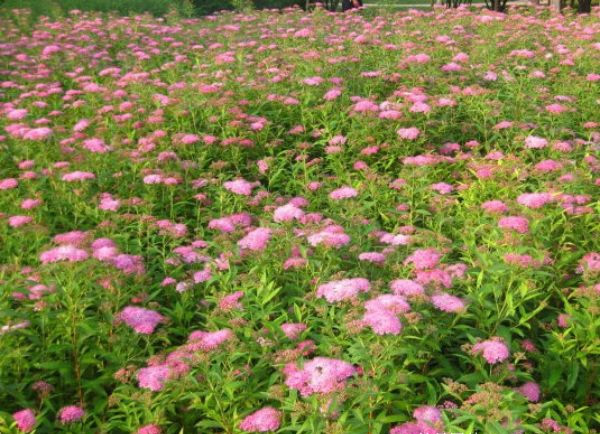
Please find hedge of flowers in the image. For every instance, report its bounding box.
[0,4,599,433]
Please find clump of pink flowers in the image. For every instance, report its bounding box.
[471,337,510,364]
[118,306,165,334]
[58,405,85,424]
[283,357,356,396]
[316,277,370,303]
[239,407,281,432]
[12,409,36,432]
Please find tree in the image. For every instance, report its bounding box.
[577,0,591,13]
[484,0,508,11]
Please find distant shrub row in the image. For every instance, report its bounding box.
[0,0,306,19]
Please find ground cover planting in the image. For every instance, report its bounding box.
[0,5,599,433]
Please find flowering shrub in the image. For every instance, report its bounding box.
[0,4,599,433]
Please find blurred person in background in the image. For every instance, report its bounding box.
[342,0,363,11]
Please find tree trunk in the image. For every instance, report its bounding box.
[550,0,562,12]
[578,0,591,12]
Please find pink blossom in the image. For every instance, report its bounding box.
[187,329,233,351]
[365,294,410,314]
[517,192,553,209]
[73,119,90,132]
[8,215,33,228]
[481,200,508,214]
[329,186,358,200]
[137,425,162,434]
[404,249,442,270]
[218,291,244,311]
[307,226,350,248]
[40,245,89,263]
[498,216,529,234]
[397,127,421,140]
[7,109,28,120]
[517,382,540,402]
[324,88,342,100]
[82,138,109,153]
[431,182,453,195]
[239,407,281,432]
[12,409,36,432]
[413,405,441,424]
[524,136,548,149]
[281,323,307,339]
[224,179,256,196]
[472,337,510,364]
[21,198,42,209]
[23,127,52,141]
[273,203,304,222]
[353,100,379,113]
[390,421,438,434]
[284,357,356,396]
[362,309,402,335]
[137,365,171,391]
[118,306,164,334]
[358,252,386,263]
[0,178,18,190]
[431,293,466,313]
[58,406,85,424]
[238,227,272,251]
[390,279,425,297]
[316,278,370,303]
[62,171,95,182]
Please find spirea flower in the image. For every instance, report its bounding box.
[137,424,161,434]
[329,186,358,200]
[238,227,272,251]
[390,279,425,297]
[12,409,36,432]
[239,407,281,432]
[58,406,85,424]
[39,245,89,263]
[118,306,164,334]
[517,382,540,402]
[137,365,171,391]
[431,293,466,313]
[316,278,370,303]
[498,216,529,234]
[404,249,442,270]
[472,337,510,364]
[284,357,356,396]
[224,178,256,196]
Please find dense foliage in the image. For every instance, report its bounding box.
[0,5,599,434]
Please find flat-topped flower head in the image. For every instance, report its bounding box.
[362,309,402,335]
[187,329,233,351]
[118,306,164,334]
[239,407,281,432]
[137,425,161,434]
[58,406,84,424]
[137,365,171,391]
[13,409,36,432]
[224,178,256,196]
[431,293,466,313]
[329,186,358,200]
[238,227,272,251]
[40,245,89,264]
[404,249,442,270]
[498,216,529,234]
[390,279,425,297]
[472,337,510,364]
[281,323,307,339]
[517,381,540,402]
[316,278,370,303]
[284,357,356,396]
[273,203,304,222]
